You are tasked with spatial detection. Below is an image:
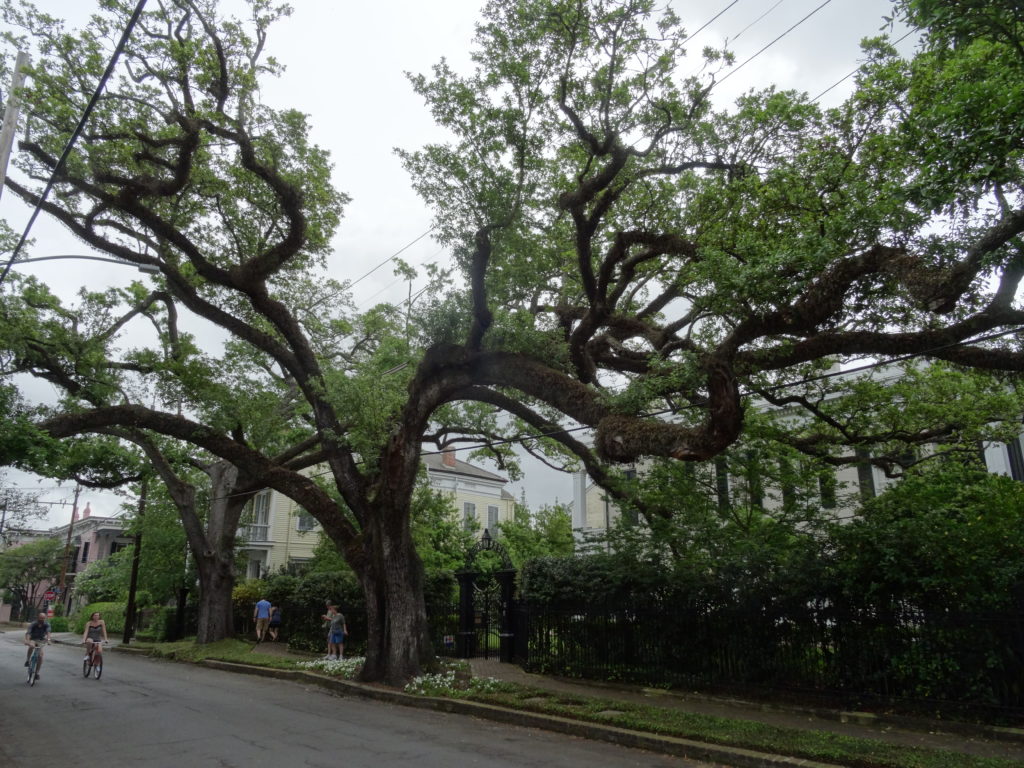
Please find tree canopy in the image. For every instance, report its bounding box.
[0,0,1023,685]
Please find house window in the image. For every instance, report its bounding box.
[1007,436,1024,481]
[855,448,876,502]
[744,451,763,509]
[819,470,837,510]
[109,541,127,556]
[246,491,271,542]
[779,458,796,514]
[714,457,730,510]
[487,505,499,530]
[296,512,316,532]
[80,542,90,563]
[463,502,476,531]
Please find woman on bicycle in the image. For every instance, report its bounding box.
[82,611,108,664]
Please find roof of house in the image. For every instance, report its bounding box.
[422,452,508,483]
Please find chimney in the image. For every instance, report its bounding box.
[82,502,92,518]
[442,446,457,468]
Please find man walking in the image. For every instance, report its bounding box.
[253,596,272,642]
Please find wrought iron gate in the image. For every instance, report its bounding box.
[455,529,517,662]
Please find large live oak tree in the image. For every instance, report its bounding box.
[1,0,1023,685]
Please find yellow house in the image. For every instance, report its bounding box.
[239,451,516,579]
[238,489,319,579]
[422,449,516,533]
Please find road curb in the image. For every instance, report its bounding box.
[199,659,843,768]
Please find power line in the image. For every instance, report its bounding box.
[731,0,787,41]
[357,246,444,310]
[0,0,149,289]
[810,29,917,103]
[715,0,835,87]
[687,1,741,45]
[346,227,435,291]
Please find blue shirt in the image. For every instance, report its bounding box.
[255,599,271,619]
[27,621,50,641]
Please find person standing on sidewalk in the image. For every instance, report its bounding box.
[327,604,347,660]
[253,596,272,642]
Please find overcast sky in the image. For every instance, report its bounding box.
[2,0,915,525]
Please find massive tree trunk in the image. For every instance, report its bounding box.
[194,550,236,643]
[357,502,433,686]
[192,462,254,644]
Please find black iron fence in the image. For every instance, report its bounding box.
[431,600,1024,719]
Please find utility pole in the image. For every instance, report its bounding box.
[122,478,147,644]
[56,486,81,613]
[0,51,30,198]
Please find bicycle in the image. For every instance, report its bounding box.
[26,641,46,686]
[83,640,105,679]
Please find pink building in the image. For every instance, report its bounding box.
[0,503,131,621]
[48,503,132,613]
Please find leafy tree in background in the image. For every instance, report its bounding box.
[74,549,131,604]
[0,470,46,543]
[0,537,63,619]
[2,0,1024,686]
[497,502,573,568]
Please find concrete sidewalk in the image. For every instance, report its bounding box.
[468,658,1024,763]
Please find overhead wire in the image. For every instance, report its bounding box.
[0,0,149,289]
[810,28,917,103]
[730,0,787,41]
[346,227,435,291]
[356,246,445,311]
[686,0,741,45]
[714,0,835,87]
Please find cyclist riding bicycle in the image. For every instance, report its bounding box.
[82,611,108,664]
[24,612,51,678]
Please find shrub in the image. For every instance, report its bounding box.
[74,602,127,634]
[48,616,70,632]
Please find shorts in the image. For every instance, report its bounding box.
[330,631,345,644]
[256,617,270,633]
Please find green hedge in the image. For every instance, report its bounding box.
[74,602,126,634]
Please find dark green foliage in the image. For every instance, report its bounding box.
[829,465,1024,612]
[74,602,127,634]
[497,503,574,568]
[74,551,130,603]
[517,465,1024,713]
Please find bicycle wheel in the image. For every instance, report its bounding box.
[27,651,38,686]
[93,660,102,679]
[83,656,92,678]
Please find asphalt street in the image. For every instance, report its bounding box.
[0,633,714,767]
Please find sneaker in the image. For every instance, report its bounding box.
[34,674,40,681]
[24,661,28,667]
